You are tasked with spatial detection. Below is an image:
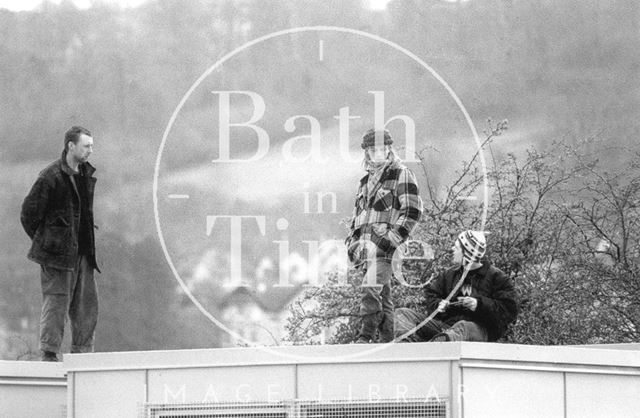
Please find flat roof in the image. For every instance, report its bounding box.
[0,360,65,379]
[63,342,640,373]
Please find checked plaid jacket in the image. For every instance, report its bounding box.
[347,160,423,261]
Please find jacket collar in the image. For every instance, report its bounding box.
[359,159,404,186]
[59,151,96,177]
[456,260,490,276]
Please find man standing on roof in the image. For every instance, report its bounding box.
[346,128,423,343]
[21,126,100,361]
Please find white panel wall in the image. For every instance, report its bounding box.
[147,365,296,403]
[565,373,640,418]
[71,369,145,418]
[297,361,452,401]
[0,361,66,418]
[461,368,565,418]
[1,385,66,418]
[63,343,640,418]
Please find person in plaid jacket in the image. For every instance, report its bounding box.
[346,129,423,343]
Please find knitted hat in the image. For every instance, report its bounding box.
[361,129,393,149]
[456,230,486,264]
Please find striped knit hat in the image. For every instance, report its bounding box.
[457,230,486,265]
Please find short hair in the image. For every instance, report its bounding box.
[64,126,92,151]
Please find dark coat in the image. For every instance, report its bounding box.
[21,152,99,272]
[424,262,517,341]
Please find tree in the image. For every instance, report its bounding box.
[285,122,640,345]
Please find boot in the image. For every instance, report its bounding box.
[41,351,59,362]
[355,312,382,343]
[430,332,450,342]
[377,312,395,343]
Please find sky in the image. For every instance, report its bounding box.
[0,0,394,12]
[0,0,152,11]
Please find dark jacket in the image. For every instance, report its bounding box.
[424,262,517,341]
[21,152,99,272]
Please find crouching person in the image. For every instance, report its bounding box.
[395,230,518,342]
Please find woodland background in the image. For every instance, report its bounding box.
[0,0,638,357]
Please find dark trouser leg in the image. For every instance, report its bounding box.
[69,255,98,353]
[378,282,394,342]
[40,265,72,354]
[358,259,392,342]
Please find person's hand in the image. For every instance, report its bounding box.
[457,296,478,311]
[347,238,368,266]
[437,299,450,313]
[347,240,361,264]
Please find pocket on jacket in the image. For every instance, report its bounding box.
[42,226,69,255]
[373,188,394,211]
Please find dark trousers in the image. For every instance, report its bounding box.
[40,255,98,353]
[359,258,394,342]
